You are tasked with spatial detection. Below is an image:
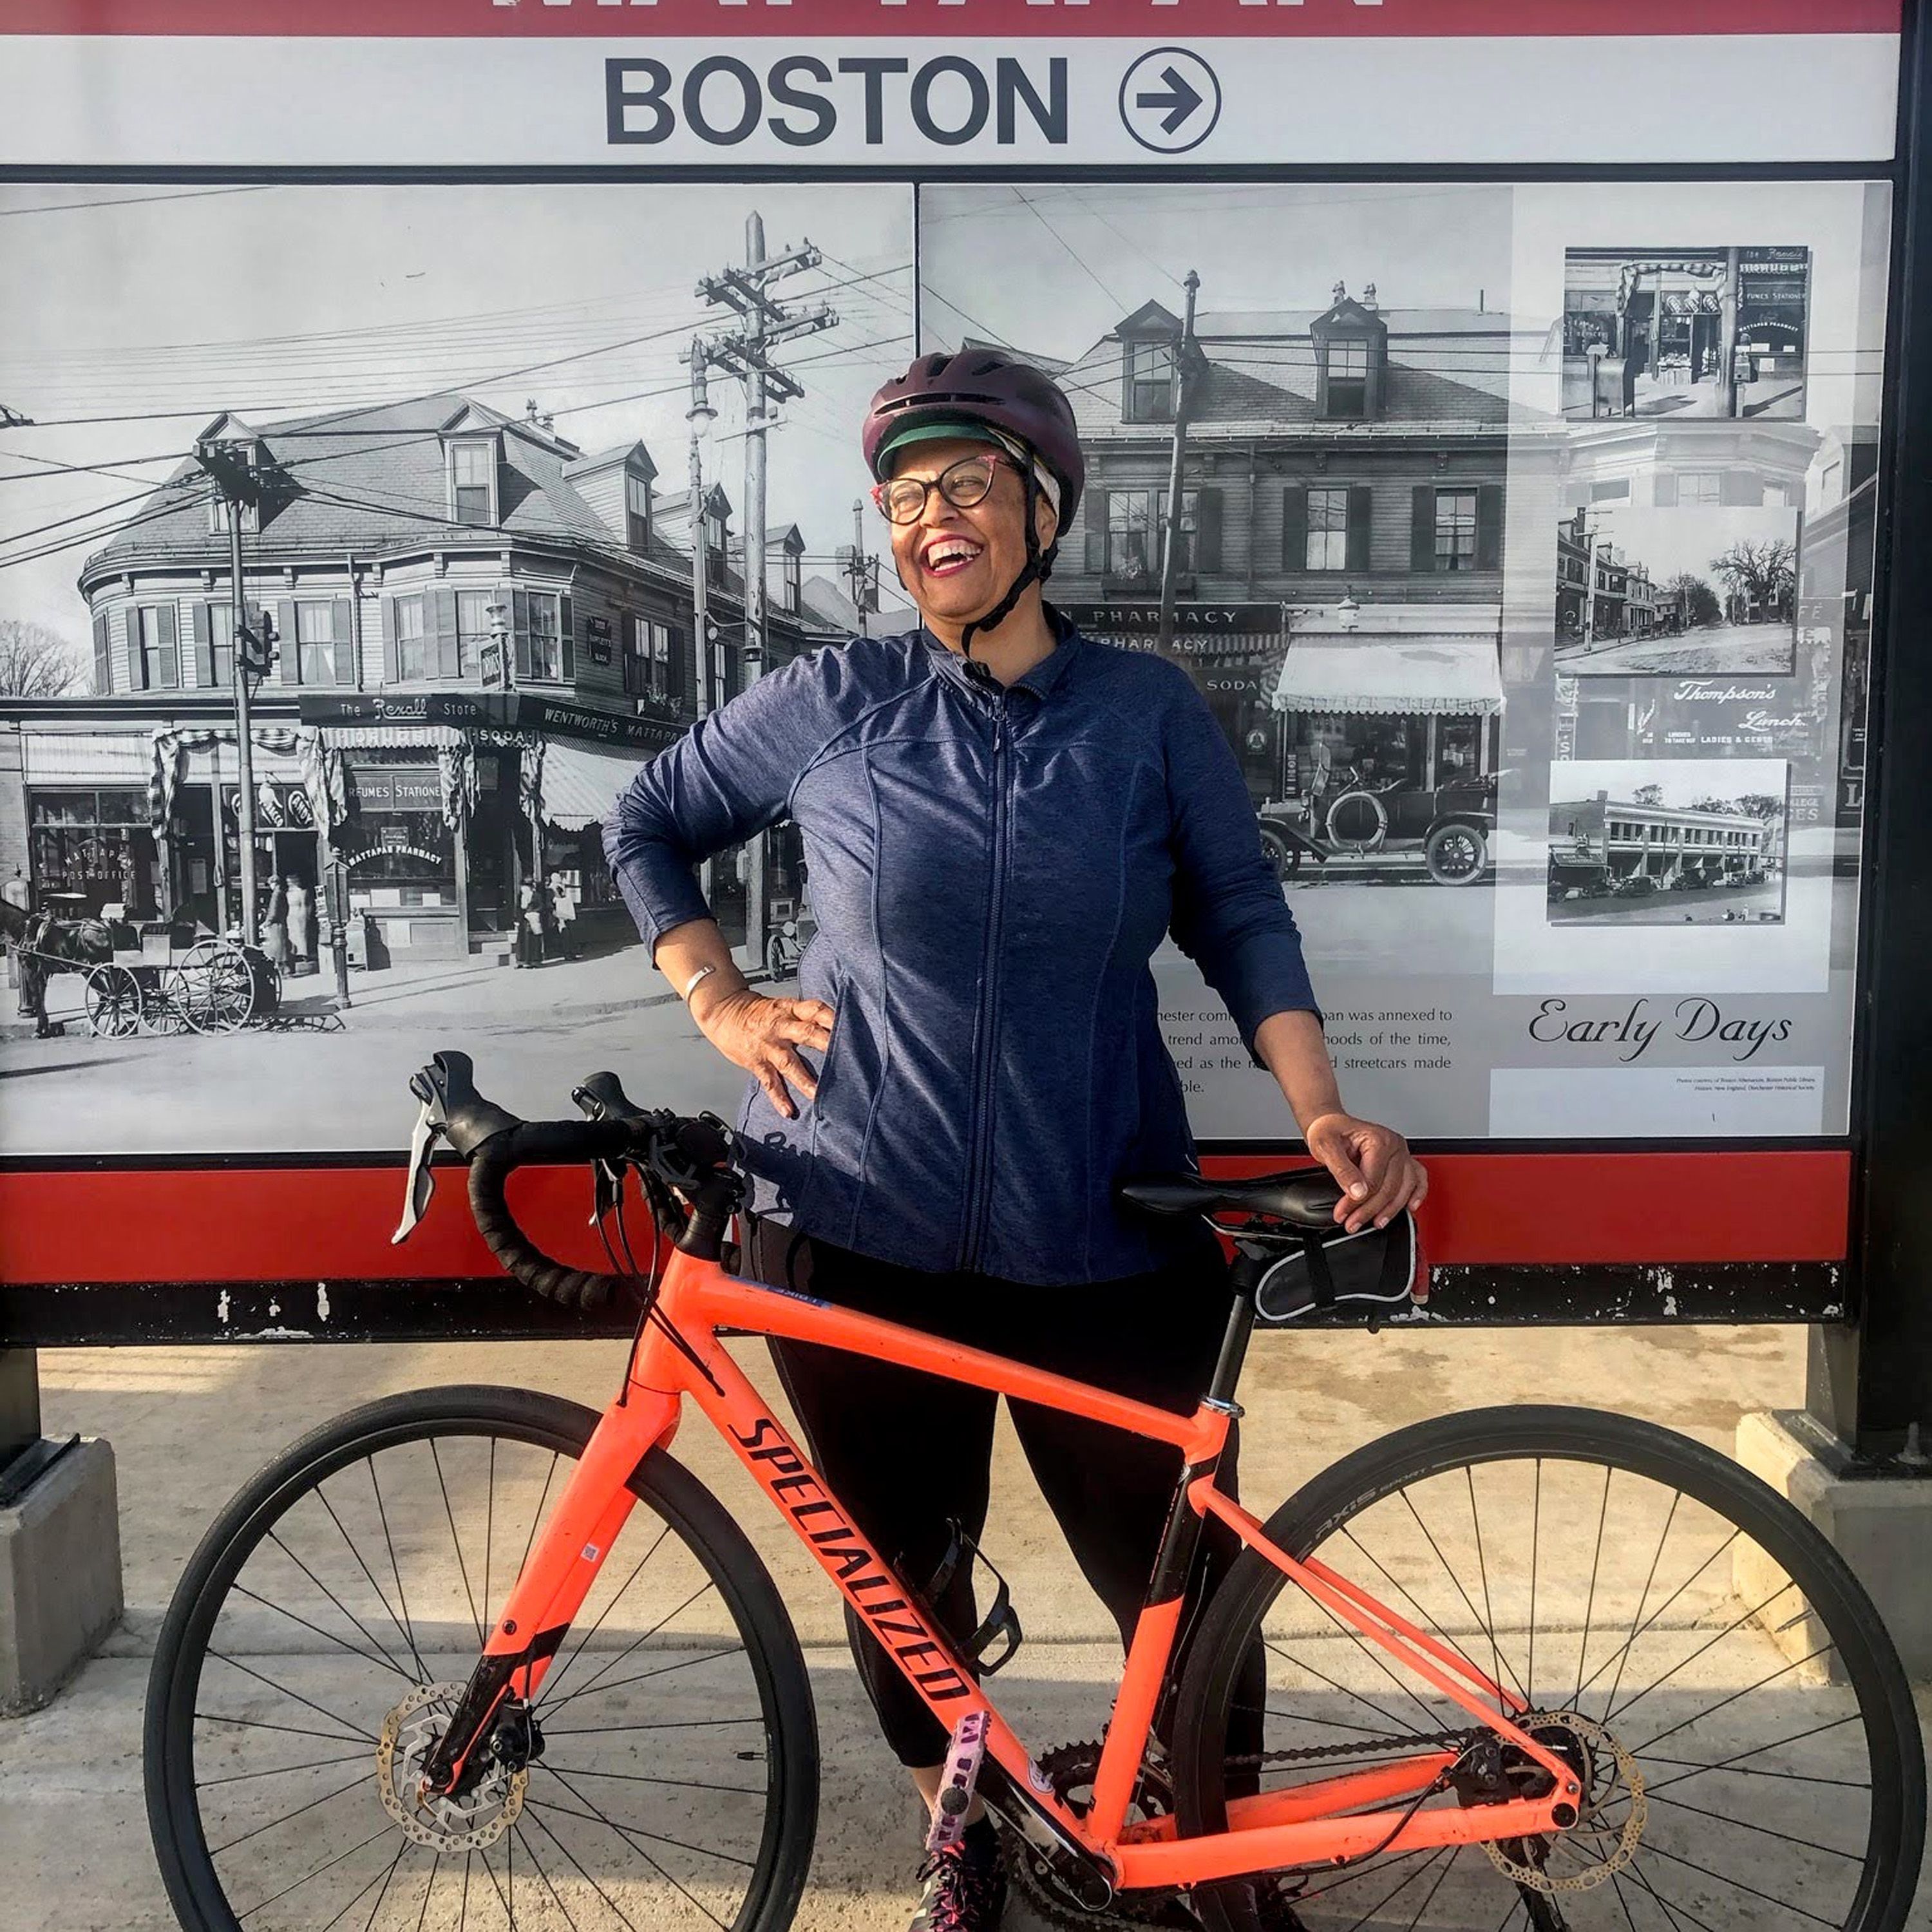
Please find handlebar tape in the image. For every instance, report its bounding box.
[466,1118,637,1311]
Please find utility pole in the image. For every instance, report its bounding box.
[695,212,837,970]
[193,438,268,945]
[847,498,876,636]
[687,343,719,905]
[1156,269,1201,654]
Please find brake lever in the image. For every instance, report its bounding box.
[392,1098,442,1245]
[591,1155,624,1230]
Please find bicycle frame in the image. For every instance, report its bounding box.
[435,1240,1584,1895]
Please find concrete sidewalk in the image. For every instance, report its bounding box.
[6,1322,1927,1929]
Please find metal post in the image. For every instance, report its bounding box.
[1820,10,1932,1467]
[1719,244,1742,420]
[1156,269,1200,655]
[851,498,870,637]
[227,508,260,946]
[742,211,771,973]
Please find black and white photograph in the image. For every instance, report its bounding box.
[919,182,1533,920]
[1553,502,1797,676]
[0,180,916,1153]
[1547,758,1789,926]
[1561,245,1810,421]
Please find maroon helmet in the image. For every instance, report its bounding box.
[862,348,1084,526]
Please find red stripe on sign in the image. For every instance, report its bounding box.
[0,1151,1851,1284]
[0,1,1902,35]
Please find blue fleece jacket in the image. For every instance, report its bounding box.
[605,609,1318,1285]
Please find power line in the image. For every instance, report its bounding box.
[0,185,274,220]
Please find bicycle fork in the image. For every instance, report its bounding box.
[419,1385,681,1794]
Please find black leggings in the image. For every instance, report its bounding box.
[743,1217,1266,1770]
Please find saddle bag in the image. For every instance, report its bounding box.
[1251,1211,1426,1327]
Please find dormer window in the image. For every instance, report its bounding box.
[1125,338,1177,422]
[449,440,496,526]
[1322,339,1370,418]
[782,549,801,615]
[626,473,651,551]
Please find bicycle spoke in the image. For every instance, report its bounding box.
[233,1582,417,1683]
[1618,1630,1830,1745]
[537,1579,723,1720]
[533,1770,731,1931]
[1397,1845,1460,1931]
[1334,1845,1448,1931]
[1336,1524,1496,1694]
[1592,1490,1679,1720]
[265,1531,415,1683]
[206,1651,379,1744]
[430,1438,486,1649]
[314,1485,428,1684]
[198,1711,372,1747]
[356,1837,410,1932]
[412,1854,441,1932]
[541,1763,764,1798]
[514,1817,589,1931]
[542,1714,765,1738]
[312,1837,407,1932]
[234,1824,392,1922]
[1526,1459,1541,1703]
[367,1457,429,1686]
[201,1748,374,1788]
[1586,1529,1748,1720]
[535,1763,758,1868]
[482,1440,497,1642]
[207,1766,375,1858]
[1261,1637,1429,1742]
[1609,1870,1643,1931]
[533,1524,671,1712]
[518,1454,563,1593]
[1637,1839,1844,1927]
[527,1806,660,1932]
[1405,1482,1527,1707]
[1642,1788,1862,1861]
[541,1643,745,1713]
[1626,1859,1718,1932]
[1573,1464,1614,1712]
[1640,1715,1866,1795]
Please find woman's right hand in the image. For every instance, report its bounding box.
[694,986,835,1121]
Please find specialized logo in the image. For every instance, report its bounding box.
[730,1417,973,1701]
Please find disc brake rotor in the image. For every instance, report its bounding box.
[375,1681,528,1852]
[1483,1710,1647,1895]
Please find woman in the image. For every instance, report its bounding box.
[607,350,1426,1932]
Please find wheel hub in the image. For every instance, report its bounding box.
[375,1682,528,1851]
[1483,1710,1646,1895]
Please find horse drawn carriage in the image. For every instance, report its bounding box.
[3,900,281,1039]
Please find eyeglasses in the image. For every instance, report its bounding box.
[870,451,1014,525]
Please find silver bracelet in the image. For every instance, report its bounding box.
[681,962,718,1002]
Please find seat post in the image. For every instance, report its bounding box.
[1204,1251,1265,1410]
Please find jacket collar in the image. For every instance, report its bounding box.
[916,601,1083,702]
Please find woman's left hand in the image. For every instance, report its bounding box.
[1302,1112,1428,1233]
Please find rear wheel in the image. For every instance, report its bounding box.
[1171,1406,1923,1931]
[146,1386,819,1932]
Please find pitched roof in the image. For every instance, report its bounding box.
[83,392,687,580]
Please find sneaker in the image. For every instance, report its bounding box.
[909,1841,1009,1931]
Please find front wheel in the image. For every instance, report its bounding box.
[146,1386,819,1932]
[1171,1406,1924,1931]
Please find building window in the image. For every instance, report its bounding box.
[624,616,674,699]
[92,614,112,693]
[393,594,428,681]
[781,551,801,614]
[456,590,492,674]
[296,600,342,683]
[1589,478,1630,502]
[1104,490,1157,581]
[1323,339,1369,417]
[450,442,494,526]
[1434,489,1478,572]
[626,473,651,551]
[1306,487,1349,571]
[1125,339,1176,422]
[138,604,179,688]
[28,789,159,917]
[527,591,563,681]
[1679,471,1722,505]
[195,603,235,690]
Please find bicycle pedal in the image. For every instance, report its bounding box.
[925,1708,990,1853]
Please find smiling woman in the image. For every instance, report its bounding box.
[603,346,1426,1931]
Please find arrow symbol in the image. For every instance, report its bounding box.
[1135,65,1202,135]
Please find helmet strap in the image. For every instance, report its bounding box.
[958,463,1060,664]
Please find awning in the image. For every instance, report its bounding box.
[1271,636,1502,716]
[539,737,654,831]
[320,723,468,750]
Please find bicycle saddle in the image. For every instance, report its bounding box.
[1119,1170,1344,1231]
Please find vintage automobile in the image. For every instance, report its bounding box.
[1257,772,1496,887]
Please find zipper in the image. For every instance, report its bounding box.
[958,693,1010,1273]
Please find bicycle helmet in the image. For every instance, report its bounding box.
[862,348,1085,660]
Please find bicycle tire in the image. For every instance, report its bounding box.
[1171,1405,1924,1932]
[145,1385,819,1932]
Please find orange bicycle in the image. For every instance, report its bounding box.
[145,1053,1924,1931]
